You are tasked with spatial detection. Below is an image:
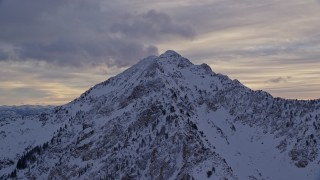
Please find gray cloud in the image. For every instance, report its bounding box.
[11,87,51,99]
[14,40,158,67]
[0,87,51,100]
[111,10,196,40]
[267,76,292,84]
[0,0,195,67]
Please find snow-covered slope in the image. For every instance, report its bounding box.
[0,105,56,175]
[1,50,319,179]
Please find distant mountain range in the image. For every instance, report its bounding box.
[0,105,54,118]
[0,50,319,179]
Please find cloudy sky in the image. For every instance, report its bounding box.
[0,0,319,105]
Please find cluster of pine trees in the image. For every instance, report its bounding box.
[16,142,49,169]
[5,142,50,179]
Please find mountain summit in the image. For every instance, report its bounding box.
[1,51,320,179]
[159,50,182,58]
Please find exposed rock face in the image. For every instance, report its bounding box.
[1,50,319,180]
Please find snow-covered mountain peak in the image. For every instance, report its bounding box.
[158,50,193,68]
[1,50,320,180]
